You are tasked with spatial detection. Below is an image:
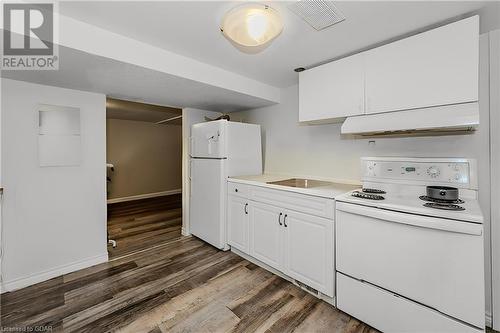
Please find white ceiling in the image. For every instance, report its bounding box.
[59,1,492,88]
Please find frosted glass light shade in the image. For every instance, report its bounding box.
[220,3,283,54]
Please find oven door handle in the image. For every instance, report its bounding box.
[336,202,482,236]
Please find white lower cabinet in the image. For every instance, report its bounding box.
[249,201,284,270]
[285,211,334,296]
[227,182,335,298]
[227,195,249,253]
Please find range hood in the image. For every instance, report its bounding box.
[341,102,479,135]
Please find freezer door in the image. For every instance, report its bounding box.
[191,120,227,158]
[226,122,262,176]
[189,158,226,249]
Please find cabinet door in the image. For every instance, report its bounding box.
[227,195,249,253]
[299,53,365,122]
[365,16,479,114]
[284,210,334,296]
[249,201,283,271]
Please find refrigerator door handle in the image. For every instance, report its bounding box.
[189,160,193,197]
[189,159,192,180]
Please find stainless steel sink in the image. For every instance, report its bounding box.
[266,178,333,188]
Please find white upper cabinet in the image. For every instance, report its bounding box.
[364,16,479,114]
[298,16,479,122]
[299,53,365,122]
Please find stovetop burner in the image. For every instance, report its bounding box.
[423,202,465,211]
[419,195,465,204]
[351,191,385,200]
[362,188,386,194]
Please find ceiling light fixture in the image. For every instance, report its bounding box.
[220,3,283,54]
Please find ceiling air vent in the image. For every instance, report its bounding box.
[288,0,345,31]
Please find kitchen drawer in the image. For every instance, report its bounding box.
[227,181,249,198]
[250,186,334,219]
[336,273,482,333]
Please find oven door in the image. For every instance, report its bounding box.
[336,201,484,328]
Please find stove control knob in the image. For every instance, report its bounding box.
[427,166,440,178]
[366,163,376,176]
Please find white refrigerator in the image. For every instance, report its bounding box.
[189,120,262,249]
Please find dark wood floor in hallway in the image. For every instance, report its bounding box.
[107,194,182,259]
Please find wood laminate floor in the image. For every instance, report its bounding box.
[107,194,182,259]
[1,233,379,333]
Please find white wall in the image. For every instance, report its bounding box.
[106,119,182,200]
[1,79,107,291]
[232,84,490,183]
[231,34,493,322]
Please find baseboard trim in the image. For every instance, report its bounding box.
[1,253,108,293]
[230,247,334,306]
[107,189,181,204]
[486,311,492,328]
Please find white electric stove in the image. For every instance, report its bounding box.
[335,157,485,333]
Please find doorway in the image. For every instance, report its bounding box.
[105,98,183,259]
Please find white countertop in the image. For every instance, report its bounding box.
[336,189,484,224]
[228,174,359,199]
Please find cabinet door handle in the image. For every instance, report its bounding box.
[283,214,288,227]
[244,203,248,215]
[278,212,283,226]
